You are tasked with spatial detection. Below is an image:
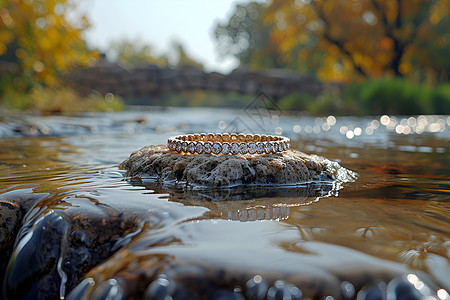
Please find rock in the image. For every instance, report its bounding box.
[119,145,357,188]
[65,218,413,299]
[0,189,51,286]
[4,211,69,299]
[2,203,149,299]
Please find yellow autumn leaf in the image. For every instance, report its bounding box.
[1,0,98,86]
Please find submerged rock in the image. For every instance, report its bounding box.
[120,145,357,187]
[0,189,51,287]
[65,218,438,300]
[2,199,149,300]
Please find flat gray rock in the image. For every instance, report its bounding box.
[120,145,357,187]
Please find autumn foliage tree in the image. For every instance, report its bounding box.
[0,0,98,89]
[216,0,450,83]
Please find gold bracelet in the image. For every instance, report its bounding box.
[167,133,290,155]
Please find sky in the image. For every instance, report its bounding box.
[80,0,255,73]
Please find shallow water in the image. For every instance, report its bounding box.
[0,107,449,299]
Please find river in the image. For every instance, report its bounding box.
[0,107,449,299]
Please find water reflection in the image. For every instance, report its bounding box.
[134,179,338,221]
[284,197,449,284]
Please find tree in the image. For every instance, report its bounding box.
[108,38,168,67]
[214,2,285,70]
[0,0,98,89]
[263,0,450,81]
[215,0,450,82]
[107,39,203,69]
[172,41,204,69]
[414,8,450,82]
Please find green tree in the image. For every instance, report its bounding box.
[414,13,450,82]
[214,2,285,70]
[108,38,168,67]
[172,41,204,69]
[108,39,204,69]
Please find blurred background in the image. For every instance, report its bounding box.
[0,0,449,115]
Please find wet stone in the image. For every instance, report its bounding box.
[0,189,51,288]
[246,275,269,300]
[92,278,123,300]
[144,276,176,300]
[62,209,443,300]
[2,202,148,300]
[386,277,423,300]
[356,282,387,300]
[66,278,95,300]
[267,280,302,300]
[340,281,356,299]
[119,145,357,188]
[4,211,69,300]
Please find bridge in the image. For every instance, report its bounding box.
[69,62,322,101]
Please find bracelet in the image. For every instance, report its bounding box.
[167,133,290,155]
